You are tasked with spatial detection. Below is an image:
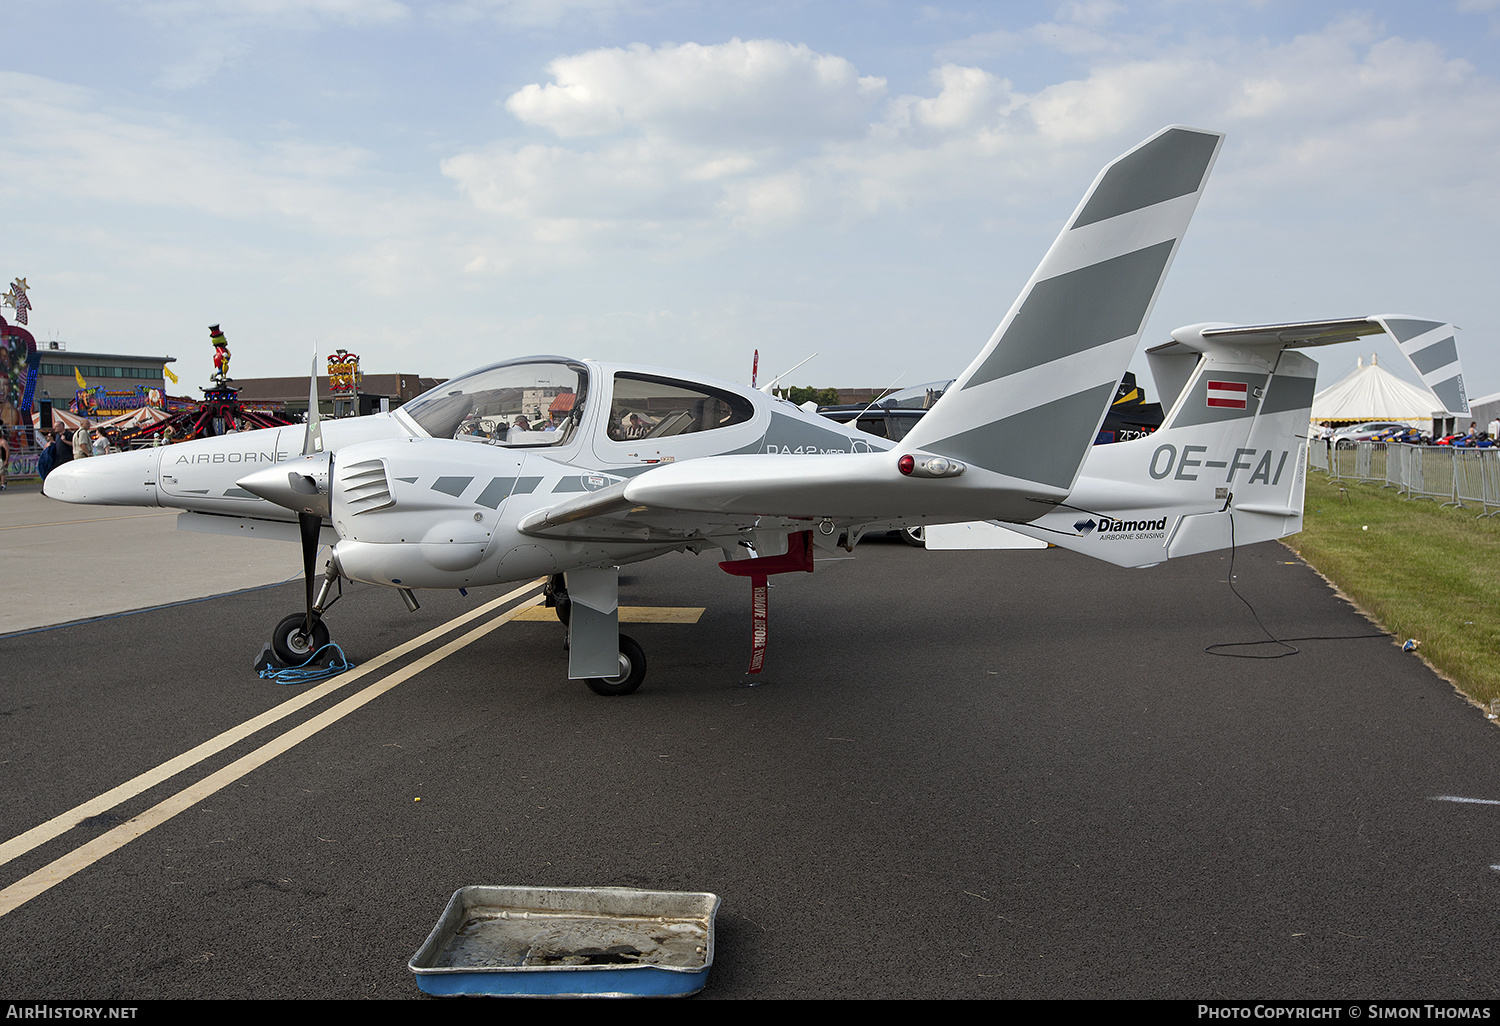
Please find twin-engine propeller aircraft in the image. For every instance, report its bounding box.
[44,126,1467,695]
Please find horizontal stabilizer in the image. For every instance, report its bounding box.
[1153,315,1467,415]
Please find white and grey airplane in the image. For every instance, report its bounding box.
[43,126,1467,694]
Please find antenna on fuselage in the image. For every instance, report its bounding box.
[849,373,906,422]
[759,352,819,396]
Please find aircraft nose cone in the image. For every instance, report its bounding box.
[42,450,160,506]
[237,452,332,517]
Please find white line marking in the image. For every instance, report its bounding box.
[1431,796,1500,806]
[0,586,546,918]
[0,580,542,872]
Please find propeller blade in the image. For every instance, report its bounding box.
[304,346,323,456]
[299,509,321,639]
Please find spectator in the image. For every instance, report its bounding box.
[40,431,72,481]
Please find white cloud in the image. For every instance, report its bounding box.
[438,15,1500,264]
[505,39,887,144]
[444,38,890,239]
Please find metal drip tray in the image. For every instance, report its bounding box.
[410,885,721,998]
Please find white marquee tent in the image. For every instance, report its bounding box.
[1311,355,1448,424]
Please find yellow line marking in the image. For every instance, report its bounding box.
[0,511,177,531]
[0,587,546,918]
[510,605,704,623]
[0,579,542,872]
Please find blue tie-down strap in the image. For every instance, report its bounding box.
[257,643,356,684]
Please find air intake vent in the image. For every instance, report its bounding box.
[340,458,394,515]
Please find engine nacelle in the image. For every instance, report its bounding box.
[329,437,527,589]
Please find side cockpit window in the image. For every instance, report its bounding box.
[605,374,754,442]
[403,361,588,447]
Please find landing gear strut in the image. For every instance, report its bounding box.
[270,560,341,665]
[544,573,572,625]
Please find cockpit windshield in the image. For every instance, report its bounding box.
[401,360,588,446]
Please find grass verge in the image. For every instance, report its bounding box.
[1285,474,1500,709]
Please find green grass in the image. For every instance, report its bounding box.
[1286,474,1500,708]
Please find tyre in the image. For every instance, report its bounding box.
[901,526,925,547]
[272,612,330,665]
[585,635,647,696]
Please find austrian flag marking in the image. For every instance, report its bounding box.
[1206,380,1248,409]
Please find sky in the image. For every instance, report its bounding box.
[4,0,1499,408]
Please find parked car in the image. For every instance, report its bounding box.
[1329,421,1418,448]
[817,380,952,443]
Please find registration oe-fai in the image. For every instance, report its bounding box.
[44,126,1468,695]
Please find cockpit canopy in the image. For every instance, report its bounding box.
[402,360,587,447]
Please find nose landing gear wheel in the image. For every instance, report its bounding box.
[272,612,330,665]
[584,635,646,696]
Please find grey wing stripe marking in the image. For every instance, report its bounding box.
[1071,128,1220,229]
[965,240,1175,390]
[1257,374,1316,417]
[924,382,1117,489]
[475,476,543,509]
[474,474,546,507]
[432,476,473,497]
[1431,377,1467,414]
[1383,317,1443,344]
[476,477,515,508]
[1408,336,1458,376]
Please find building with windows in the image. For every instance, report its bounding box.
[34,344,176,412]
[232,373,443,419]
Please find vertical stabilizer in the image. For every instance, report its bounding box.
[903,126,1224,499]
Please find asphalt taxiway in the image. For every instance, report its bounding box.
[3,483,1500,1000]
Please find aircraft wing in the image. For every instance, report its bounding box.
[516,452,970,547]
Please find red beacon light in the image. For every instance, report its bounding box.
[898,454,915,475]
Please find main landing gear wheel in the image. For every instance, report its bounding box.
[901,526,926,547]
[585,635,646,697]
[272,612,330,665]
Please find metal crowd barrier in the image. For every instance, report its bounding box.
[1321,440,1500,516]
[1308,439,1329,472]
